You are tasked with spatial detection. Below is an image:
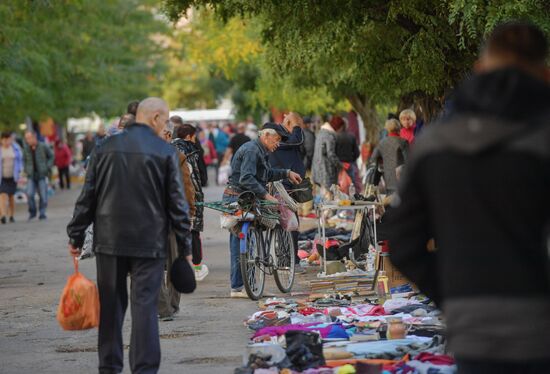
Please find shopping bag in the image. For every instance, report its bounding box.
[57,257,100,330]
[217,164,232,186]
[338,168,352,194]
[278,199,299,231]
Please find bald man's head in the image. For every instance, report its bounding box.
[136,97,170,135]
[282,112,304,131]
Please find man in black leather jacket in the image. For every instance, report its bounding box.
[67,97,191,374]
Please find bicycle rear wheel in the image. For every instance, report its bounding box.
[272,226,296,293]
[240,226,265,300]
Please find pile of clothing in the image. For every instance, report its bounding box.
[236,294,455,374]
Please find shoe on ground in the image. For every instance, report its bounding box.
[9,216,15,223]
[194,264,209,282]
[28,215,36,221]
[39,214,47,220]
[230,289,248,299]
[294,264,306,274]
[0,217,5,224]
[159,314,174,322]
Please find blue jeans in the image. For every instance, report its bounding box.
[27,177,48,217]
[223,193,243,290]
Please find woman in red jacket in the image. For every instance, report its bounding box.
[399,109,417,144]
[54,139,72,189]
[198,130,218,166]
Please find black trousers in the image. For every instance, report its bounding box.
[191,230,202,265]
[96,253,164,374]
[457,359,550,374]
[58,167,71,189]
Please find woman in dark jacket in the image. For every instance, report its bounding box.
[171,119,209,281]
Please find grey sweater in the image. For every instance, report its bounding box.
[312,124,340,189]
[370,135,408,193]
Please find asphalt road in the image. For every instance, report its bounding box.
[0,181,301,373]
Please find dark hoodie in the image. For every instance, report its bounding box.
[388,68,550,361]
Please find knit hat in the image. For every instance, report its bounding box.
[170,257,197,294]
[329,116,345,131]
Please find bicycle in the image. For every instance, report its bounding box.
[236,190,296,300]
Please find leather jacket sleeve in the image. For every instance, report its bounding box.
[67,151,98,248]
[167,151,192,257]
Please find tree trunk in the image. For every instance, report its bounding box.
[346,93,380,143]
[398,91,444,123]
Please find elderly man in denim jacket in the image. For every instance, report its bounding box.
[224,123,302,298]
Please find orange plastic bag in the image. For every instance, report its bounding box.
[57,257,100,330]
[338,168,352,194]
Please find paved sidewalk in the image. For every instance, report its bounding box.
[0,183,279,373]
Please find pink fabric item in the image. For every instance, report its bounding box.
[253,323,332,339]
[325,304,386,317]
[299,307,322,316]
[414,353,455,365]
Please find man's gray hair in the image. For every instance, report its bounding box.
[258,129,277,137]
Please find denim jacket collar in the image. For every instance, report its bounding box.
[254,139,268,157]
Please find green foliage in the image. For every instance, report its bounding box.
[0,0,168,129]
[163,0,549,137]
[162,8,348,119]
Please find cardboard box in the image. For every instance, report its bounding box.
[380,254,412,289]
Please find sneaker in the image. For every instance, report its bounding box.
[230,289,248,299]
[0,217,5,224]
[39,214,47,220]
[159,314,174,322]
[194,264,209,282]
[294,264,306,274]
[9,216,15,223]
[28,214,36,221]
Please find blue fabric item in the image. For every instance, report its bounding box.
[391,284,413,294]
[229,139,287,197]
[215,131,230,155]
[27,177,48,217]
[269,126,306,189]
[327,324,349,339]
[345,338,430,356]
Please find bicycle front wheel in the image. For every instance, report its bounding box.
[240,226,265,300]
[272,226,296,293]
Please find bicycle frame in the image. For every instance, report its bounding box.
[239,221,251,254]
[239,221,279,271]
